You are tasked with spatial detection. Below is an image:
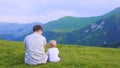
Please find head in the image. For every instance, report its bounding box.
[49,40,57,48]
[33,24,43,34]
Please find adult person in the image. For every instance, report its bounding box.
[24,24,48,65]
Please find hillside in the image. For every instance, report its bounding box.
[55,14,120,46]
[0,7,120,47]
[0,40,120,68]
[0,22,42,40]
[43,7,120,33]
[103,7,120,17]
[43,16,102,33]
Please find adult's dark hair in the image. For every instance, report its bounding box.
[33,24,43,32]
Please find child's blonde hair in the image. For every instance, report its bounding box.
[49,40,57,47]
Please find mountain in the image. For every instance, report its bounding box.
[0,7,120,47]
[43,16,102,33]
[0,22,42,40]
[43,7,120,33]
[42,7,120,46]
[103,7,120,17]
[55,14,120,46]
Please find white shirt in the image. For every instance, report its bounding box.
[47,47,60,62]
[24,33,48,65]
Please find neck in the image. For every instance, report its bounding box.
[34,31,42,35]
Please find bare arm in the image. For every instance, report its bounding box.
[44,44,46,48]
[44,37,47,48]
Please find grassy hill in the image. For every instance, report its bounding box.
[43,16,101,33]
[43,7,120,33]
[0,40,120,68]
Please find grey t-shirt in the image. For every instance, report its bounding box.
[24,33,48,65]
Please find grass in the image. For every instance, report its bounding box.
[0,40,120,68]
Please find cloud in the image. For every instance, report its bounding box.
[0,10,76,23]
[0,0,120,23]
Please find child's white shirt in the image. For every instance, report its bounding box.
[47,47,60,62]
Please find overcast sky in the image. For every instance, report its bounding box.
[0,0,120,24]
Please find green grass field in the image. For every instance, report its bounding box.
[0,40,120,68]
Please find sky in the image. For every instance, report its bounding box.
[0,0,120,24]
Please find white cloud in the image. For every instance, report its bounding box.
[0,10,76,23]
[0,0,120,23]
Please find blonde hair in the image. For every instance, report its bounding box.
[49,40,57,47]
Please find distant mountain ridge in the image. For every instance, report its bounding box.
[56,14,120,46]
[0,7,120,47]
[43,7,120,33]
[43,16,102,33]
[103,7,120,16]
[0,22,42,40]
[43,7,120,46]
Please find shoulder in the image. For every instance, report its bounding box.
[25,34,32,39]
[40,35,46,41]
[54,47,58,50]
[47,48,52,53]
[53,47,59,51]
[48,48,54,51]
[41,35,46,39]
[54,48,59,51]
[24,33,33,41]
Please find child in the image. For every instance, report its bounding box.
[47,40,60,62]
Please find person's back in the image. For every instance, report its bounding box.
[47,47,60,62]
[24,25,48,65]
[47,40,60,62]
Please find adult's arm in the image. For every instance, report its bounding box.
[44,37,47,48]
[44,44,46,48]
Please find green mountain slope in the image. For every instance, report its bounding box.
[0,40,120,68]
[42,7,120,46]
[0,7,120,47]
[43,7,120,33]
[103,7,120,17]
[43,16,101,33]
[52,14,120,46]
